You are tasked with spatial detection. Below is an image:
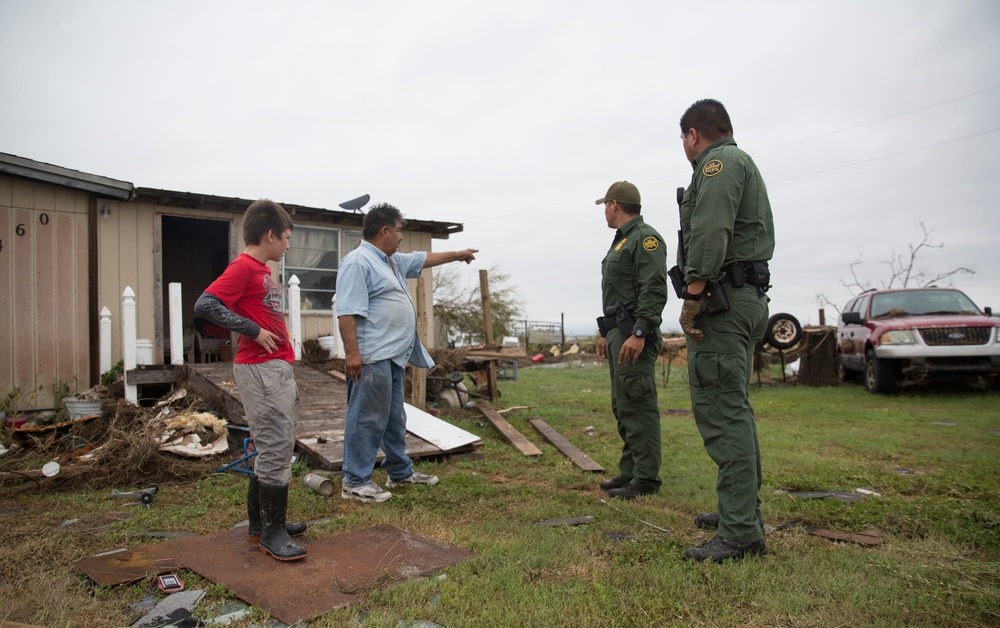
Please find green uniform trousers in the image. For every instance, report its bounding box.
[606,329,662,492]
[686,285,768,542]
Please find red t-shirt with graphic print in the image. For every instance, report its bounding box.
[204,253,294,364]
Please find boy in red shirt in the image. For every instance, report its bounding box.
[194,199,307,561]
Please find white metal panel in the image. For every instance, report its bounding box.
[403,403,481,451]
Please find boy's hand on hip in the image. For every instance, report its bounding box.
[254,329,280,353]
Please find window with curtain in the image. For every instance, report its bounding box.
[343,230,363,255]
[282,225,340,311]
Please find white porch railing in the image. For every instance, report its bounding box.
[105,279,338,401]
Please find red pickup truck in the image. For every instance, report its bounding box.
[837,287,1000,393]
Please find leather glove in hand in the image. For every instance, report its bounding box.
[679,299,704,340]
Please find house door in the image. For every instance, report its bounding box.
[158,215,232,363]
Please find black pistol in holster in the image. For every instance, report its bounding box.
[602,301,637,338]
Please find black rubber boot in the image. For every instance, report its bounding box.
[247,474,307,540]
[257,482,307,561]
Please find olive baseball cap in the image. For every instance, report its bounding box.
[595,181,640,205]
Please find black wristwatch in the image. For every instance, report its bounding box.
[682,289,702,301]
[631,328,645,338]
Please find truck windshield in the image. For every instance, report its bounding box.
[870,290,981,318]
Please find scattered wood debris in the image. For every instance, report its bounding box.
[476,401,542,457]
[528,417,603,472]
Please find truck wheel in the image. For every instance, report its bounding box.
[864,349,896,394]
[837,356,860,383]
[764,313,802,350]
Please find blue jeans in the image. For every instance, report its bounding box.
[342,359,413,487]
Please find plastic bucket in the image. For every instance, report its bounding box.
[316,336,336,358]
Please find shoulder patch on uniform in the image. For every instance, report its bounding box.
[614,238,627,251]
[642,236,659,251]
[703,159,723,177]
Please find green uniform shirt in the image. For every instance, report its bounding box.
[602,215,668,334]
[679,137,775,283]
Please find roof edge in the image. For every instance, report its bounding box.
[135,187,463,239]
[0,152,135,200]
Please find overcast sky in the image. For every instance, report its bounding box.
[3,0,998,335]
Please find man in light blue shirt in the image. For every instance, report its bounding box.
[337,203,478,502]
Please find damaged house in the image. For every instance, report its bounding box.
[0,152,462,409]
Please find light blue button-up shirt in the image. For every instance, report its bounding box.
[336,241,434,368]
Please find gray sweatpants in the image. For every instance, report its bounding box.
[233,360,299,485]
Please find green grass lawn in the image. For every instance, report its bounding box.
[2,361,998,626]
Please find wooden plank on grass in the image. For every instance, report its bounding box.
[476,401,542,456]
[528,417,604,472]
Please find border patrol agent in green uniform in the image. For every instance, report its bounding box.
[674,100,775,562]
[594,181,669,500]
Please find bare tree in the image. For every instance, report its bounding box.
[818,221,975,314]
[433,263,523,345]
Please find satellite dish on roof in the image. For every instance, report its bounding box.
[338,194,370,212]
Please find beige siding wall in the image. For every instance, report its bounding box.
[97,200,157,363]
[0,175,90,409]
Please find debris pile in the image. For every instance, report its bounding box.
[0,385,229,490]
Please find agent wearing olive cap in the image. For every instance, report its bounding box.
[676,99,775,562]
[595,181,669,500]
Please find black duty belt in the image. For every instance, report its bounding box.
[720,261,770,290]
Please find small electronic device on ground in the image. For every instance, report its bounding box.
[156,572,184,593]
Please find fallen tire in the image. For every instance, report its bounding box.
[764,313,802,350]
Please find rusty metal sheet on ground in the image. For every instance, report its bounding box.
[77,524,471,624]
[75,544,180,585]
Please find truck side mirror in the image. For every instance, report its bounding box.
[986,307,993,316]
[841,311,863,325]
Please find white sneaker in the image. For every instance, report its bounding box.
[341,481,392,502]
[386,472,439,488]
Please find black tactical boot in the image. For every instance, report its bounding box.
[247,474,307,540]
[607,483,657,500]
[257,482,307,561]
[683,535,767,563]
[695,512,720,530]
[599,475,632,491]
